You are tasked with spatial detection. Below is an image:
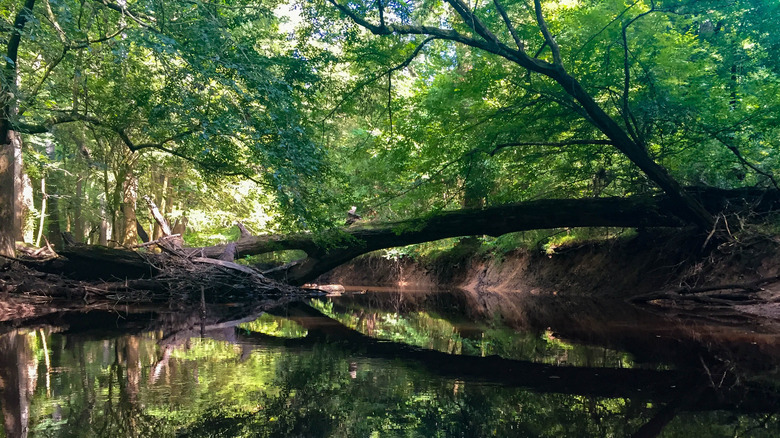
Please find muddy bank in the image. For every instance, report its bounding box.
[318,230,780,299]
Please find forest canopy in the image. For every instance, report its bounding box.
[1,0,779,255]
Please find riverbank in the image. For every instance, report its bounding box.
[318,229,780,322]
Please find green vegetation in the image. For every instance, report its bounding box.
[1,0,779,255]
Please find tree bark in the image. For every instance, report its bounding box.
[152,171,169,240]
[201,196,683,284]
[44,142,63,250]
[121,170,138,247]
[0,0,37,258]
[0,139,14,257]
[35,177,46,247]
[143,195,171,237]
[12,132,24,242]
[98,196,108,246]
[205,188,780,285]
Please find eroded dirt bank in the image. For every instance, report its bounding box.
[318,230,780,321]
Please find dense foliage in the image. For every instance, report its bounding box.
[2,0,778,248]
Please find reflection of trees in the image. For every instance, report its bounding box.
[0,331,37,438]
[4,303,780,438]
[28,334,174,437]
[176,345,672,437]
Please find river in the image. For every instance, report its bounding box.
[0,287,778,437]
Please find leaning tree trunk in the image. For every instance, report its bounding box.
[549,69,714,230]
[330,0,715,230]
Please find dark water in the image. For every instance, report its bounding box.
[0,288,779,437]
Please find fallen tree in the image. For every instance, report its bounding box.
[9,188,780,293]
[209,195,684,284]
[201,188,780,285]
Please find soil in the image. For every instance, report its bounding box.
[318,229,780,323]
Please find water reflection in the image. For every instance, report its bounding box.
[0,290,776,437]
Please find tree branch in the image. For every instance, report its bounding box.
[91,0,157,30]
[327,0,554,75]
[621,25,641,145]
[713,135,779,190]
[493,0,523,51]
[532,0,562,66]
[5,0,36,72]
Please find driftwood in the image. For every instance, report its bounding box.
[631,275,780,305]
[191,257,265,278]
[218,242,237,262]
[132,234,182,249]
[144,195,172,236]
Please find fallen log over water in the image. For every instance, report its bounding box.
[11,188,780,290]
[207,196,685,284]
[202,188,780,284]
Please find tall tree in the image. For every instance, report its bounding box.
[316,0,777,228]
[1,0,327,255]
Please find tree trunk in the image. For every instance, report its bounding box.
[35,177,46,247]
[98,196,108,246]
[548,69,714,229]
[30,188,778,287]
[198,196,684,284]
[21,171,33,243]
[12,131,24,242]
[73,177,85,243]
[144,195,171,237]
[203,188,780,285]
[0,0,37,257]
[45,191,63,250]
[0,138,14,257]
[152,171,169,240]
[121,171,138,247]
[44,142,63,249]
[0,332,35,438]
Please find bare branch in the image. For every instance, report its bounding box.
[713,135,779,190]
[533,0,562,66]
[493,0,523,51]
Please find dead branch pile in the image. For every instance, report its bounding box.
[145,238,307,302]
[1,234,310,305]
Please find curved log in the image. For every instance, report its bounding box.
[203,188,780,285]
[24,188,780,286]
[204,196,683,284]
